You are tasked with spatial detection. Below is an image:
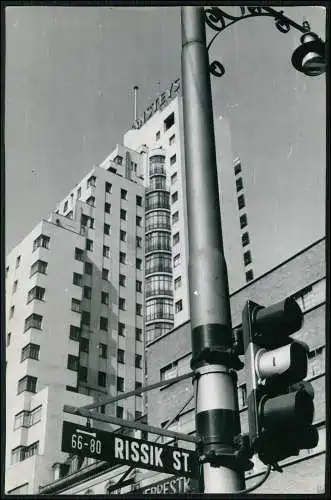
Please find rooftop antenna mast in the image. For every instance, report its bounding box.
[133,85,139,121]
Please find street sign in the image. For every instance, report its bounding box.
[130,476,200,494]
[61,421,199,478]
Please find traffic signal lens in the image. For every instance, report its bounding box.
[256,342,308,381]
[261,389,314,430]
[253,298,303,343]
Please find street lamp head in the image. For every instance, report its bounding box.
[292,32,325,76]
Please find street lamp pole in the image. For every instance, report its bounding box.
[181,6,245,493]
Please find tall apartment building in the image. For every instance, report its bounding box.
[5,79,265,494]
[5,145,146,494]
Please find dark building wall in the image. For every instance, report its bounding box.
[145,239,326,493]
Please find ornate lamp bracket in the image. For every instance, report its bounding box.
[205,6,311,77]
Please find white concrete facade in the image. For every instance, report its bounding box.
[5,148,145,493]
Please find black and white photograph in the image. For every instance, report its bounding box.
[3,4,327,495]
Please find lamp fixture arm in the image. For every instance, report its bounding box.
[205,6,317,77]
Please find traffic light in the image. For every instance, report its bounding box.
[242,298,318,468]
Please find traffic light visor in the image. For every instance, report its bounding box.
[253,298,303,345]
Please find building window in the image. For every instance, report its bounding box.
[120,230,126,242]
[77,187,82,198]
[117,377,124,392]
[100,317,108,331]
[119,274,126,287]
[99,343,108,359]
[86,196,95,207]
[67,354,79,371]
[105,181,112,193]
[75,248,84,261]
[238,383,247,408]
[84,262,92,275]
[120,252,126,264]
[171,191,178,203]
[105,202,111,213]
[136,236,142,248]
[16,255,21,268]
[14,406,42,430]
[30,260,48,276]
[240,213,248,229]
[135,354,142,369]
[21,343,40,362]
[11,447,25,465]
[116,406,124,418]
[73,273,83,286]
[114,155,123,165]
[22,442,40,461]
[173,232,180,245]
[164,112,175,131]
[100,405,106,414]
[242,232,250,247]
[136,215,142,227]
[81,311,91,326]
[236,177,243,192]
[173,254,180,267]
[79,366,88,382]
[169,134,175,146]
[17,376,37,394]
[244,250,252,266]
[9,305,15,319]
[292,279,325,313]
[104,223,111,235]
[136,258,142,270]
[83,286,91,300]
[136,303,142,316]
[174,276,182,290]
[136,328,142,342]
[120,209,127,221]
[27,286,45,303]
[135,411,143,420]
[86,239,93,251]
[136,195,142,207]
[145,275,172,298]
[71,298,81,313]
[98,371,106,387]
[245,269,254,282]
[119,298,126,310]
[117,349,125,364]
[24,313,43,331]
[170,154,176,166]
[121,189,127,200]
[103,245,110,258]
[238,194,245,210]
[80,338,89,353]
[156,131,161,141]
[102,268,109,281]
[12,280,18,294]
[175,299,183,313]
[69,325,81,341]
[33,235,50,252]
[87,175,96,188]
[6,332,11,347]
[234,161,241,175]
[118,323,125,337]
[101,291,109,305]
[135,381,142,394]
[171,172,177,185]
[136,280,142,293]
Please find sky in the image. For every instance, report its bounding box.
[5,5,326,289]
